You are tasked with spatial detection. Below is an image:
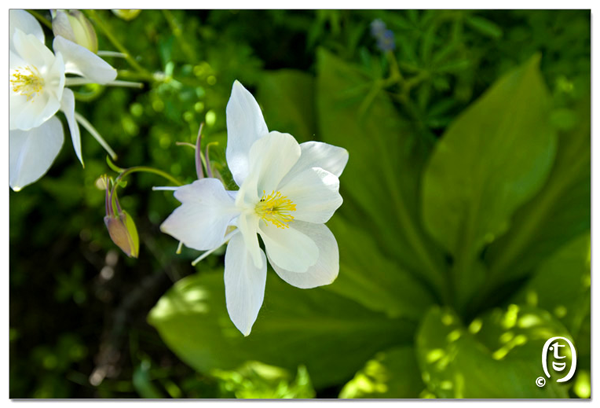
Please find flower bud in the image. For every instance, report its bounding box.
[103,176,139,258]
[52,10,98,54]
[104,211,140,258]
[112,10,142,21]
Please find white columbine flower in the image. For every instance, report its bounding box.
[161,81,349,336]
[9,10,117,191]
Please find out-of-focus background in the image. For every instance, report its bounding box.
[10,10,590,398]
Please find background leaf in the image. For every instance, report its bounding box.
[416,305,572,398]
[421,55,557,310]
[339,345,424,398]
[258,69,316,143]
[480,95,590,300]
[148,271,416,389]
[316,47,448,300]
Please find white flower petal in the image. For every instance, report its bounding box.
[160,179,239,251]
[53,36,117,84]
[279,141,349,186]
[60,88,83,165]
[10,116,64,191]
[224,232,267,336]
[237,212,263,269]
[10,10,44,51]
[225,80,269,187]
[279,167,343,224]
[259,220,319,273]
[269,222,339,289]
[12,29,55,70]
[247,131,301,196]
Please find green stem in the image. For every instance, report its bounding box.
[27,9,52,30]
[85,10,153,80]
[386,50,403,82]
[162,10,197,61]
[117,167,182,187]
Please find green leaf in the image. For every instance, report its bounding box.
[416,305,572,398]
[510,234,590,335]
[325,216,436,320]
[465,15,503,39]
[148,271,416,389]
[212,362,315,399]
[421,55,557,308]
[316,48,447,297]
[258,69,316,143]
[483,95,590,289]
[509,234,590,389]
[339,345,425,398]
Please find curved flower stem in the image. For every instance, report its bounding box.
[73,111,118,160]
[27,9,52,30]
[116,167,183,187]
[85,10,153,81]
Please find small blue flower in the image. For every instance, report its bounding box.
[376,29,396,52]
[370,19,387,38]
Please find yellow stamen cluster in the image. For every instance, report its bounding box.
[11,66,44,101]
[255,190,296,229]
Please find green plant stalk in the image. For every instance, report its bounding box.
[85,10,154,81]
[162,10,197,62]
[116,166,183,187]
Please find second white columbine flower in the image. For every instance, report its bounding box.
[9,9,117,191]
[161,81,349,336]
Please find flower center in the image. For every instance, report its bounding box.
[255,190,296,229]
[11,66,44,101]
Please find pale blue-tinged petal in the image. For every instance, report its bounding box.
[224,232,267,336]
[269,222,339,289]
[60,88,83,165]
[225,80,269,187]
[10,117,64,191]
[279,141,349,186]
[279,167,343,224]
[246,131,301,196]
[53,36,117,84]
[259,220,319,273]
[10,10,44,51]
[160,179,239,251]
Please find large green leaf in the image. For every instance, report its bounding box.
[258,66,437,320]
[482,96,590,290]
[339,345,425,398]
[416,305,572,398]
[148,271,416,389]
[421,55,557,309]
[316,48,447,297]
[325,216,436,320]
[258,69,316,143]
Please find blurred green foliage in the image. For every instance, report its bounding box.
[10,9,589,398]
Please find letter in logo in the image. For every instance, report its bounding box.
[541,337,577,383]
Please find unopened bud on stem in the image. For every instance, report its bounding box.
[52,10,99,53]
